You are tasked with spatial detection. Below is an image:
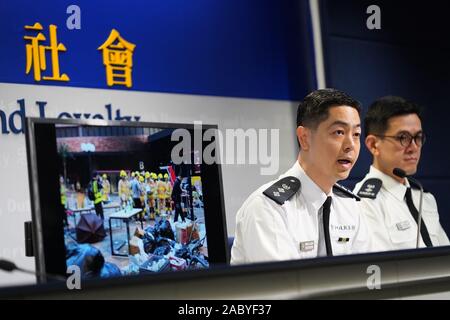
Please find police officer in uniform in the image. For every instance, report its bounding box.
[231,89,371,265]
[354,96,449,252]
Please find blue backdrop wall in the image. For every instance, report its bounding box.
[0,0,316,100]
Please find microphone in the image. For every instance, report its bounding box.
[0,258,66,282]
[393,168,424,249]
[0,260,16,272]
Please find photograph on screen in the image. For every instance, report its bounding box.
[55,124,210,278]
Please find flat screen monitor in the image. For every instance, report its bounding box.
[25,117,228,283]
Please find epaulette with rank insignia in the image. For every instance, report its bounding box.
[333,183,361,201]
[262,176,301,205]
[356,178,382,199]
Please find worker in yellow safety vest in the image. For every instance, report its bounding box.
[118,170,130,208]
[102,174,110,202]
[146,172,157,218]
[138,175,146,221]
[152,173,159,215]
[156,173,167,215]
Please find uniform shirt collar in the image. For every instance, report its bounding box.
[286,161,329,213]
[367,166,410,201]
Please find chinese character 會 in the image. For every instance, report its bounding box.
[98,29,136,88]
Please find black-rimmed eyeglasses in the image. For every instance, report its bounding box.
[374,132,426,148]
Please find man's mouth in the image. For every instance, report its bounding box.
[337,159,352,165]
[337,158,353,169]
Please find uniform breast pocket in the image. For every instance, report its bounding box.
[299,249,318,260]
[387,222,417,249]
[422,212,443,246]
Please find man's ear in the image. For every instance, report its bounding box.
[296,126,311,151]
[365,135,379,156]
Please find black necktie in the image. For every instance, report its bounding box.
[322,196,333,256]
[405,187,432,247]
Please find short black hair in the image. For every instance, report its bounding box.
[364,96,422,137]
[296,88,361,129]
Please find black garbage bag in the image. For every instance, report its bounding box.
[100,262,121,278]
[154,219,174,240]
[66,243,105,278]
[144,226,154,234]
[153,244,171,256]
[76,213,106,243]
[175,246,189,260]
[143,232,156,254]
[175,238,205,261]
[66,243,121,279]
[151,236,176,256]
[157,236,176,248]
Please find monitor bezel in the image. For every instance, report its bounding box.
[25,117,229,282]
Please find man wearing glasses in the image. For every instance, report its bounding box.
[354,96,449,252]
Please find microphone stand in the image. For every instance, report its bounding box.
[0,259,66,282]
[415,181,424,249]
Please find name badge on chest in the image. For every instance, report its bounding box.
[396,220,411,231]
[299,241,315,252]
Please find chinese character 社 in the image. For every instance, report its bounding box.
[98,29,136,88]
[23,22,70,82]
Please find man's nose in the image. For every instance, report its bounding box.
[343,134,356,152]
[406,138,420,152]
